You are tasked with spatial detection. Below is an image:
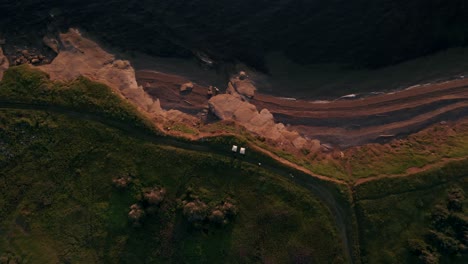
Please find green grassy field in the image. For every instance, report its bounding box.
[298,122,468,182]
[354,160,468,264]
[0,67,346,263]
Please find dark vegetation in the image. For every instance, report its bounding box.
[1,1,468,70]
[355,160,468,263]
[407,187,467,264]
[0,67,345,263]
[0,65,157,135]
[179,187,238,228]
[0,109,344,263]
[1,65,467,264]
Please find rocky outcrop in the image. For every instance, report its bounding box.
[29,28,316,151]
[39,29,139,90]
[0,47,9,81]
[209,94,256,121]
[37,29,196,124]
[229,71,256,99]
[209,93,311,149]
[42,36,60,54]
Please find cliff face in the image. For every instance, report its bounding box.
[1,0,468,69]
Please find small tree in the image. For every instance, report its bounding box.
[143,187,166,206]
[447,188,465,212]
[112,176,132,189]
[128,204,145,226]
[182,200,208,223]
[221,201,238,218]
[209,209,226,225]
[430,204,449,229]
[408,239,440,264]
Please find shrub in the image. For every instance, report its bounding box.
[447,188,465,212]
[426,230,461,254]
[128,203,145,226]
[408,239,440,264]
[208,210,226,225]
[430,204,449,229]
[182,199,208,223]
[112,176,132,189]
[221,201,238,218]
[143,186,166,206]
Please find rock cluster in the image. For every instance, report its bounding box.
[208,92,310,149]
[11,48,49,66]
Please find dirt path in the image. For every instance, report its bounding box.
[354,157,468,186]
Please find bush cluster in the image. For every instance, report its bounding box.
[179,188,238,228]
[408,187,467,263]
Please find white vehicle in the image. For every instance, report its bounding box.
[240,147,246,155]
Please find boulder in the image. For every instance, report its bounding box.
[148,99,164,114]
[209,94,256,121]
[232,79,256,98]
[249,108,275,127]
[180,82,194,92]
[292,136,307,149]
[239,71,247,80]
[113,60,130,69]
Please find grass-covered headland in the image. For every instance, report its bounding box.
[0,66,466,264]
[0,66,345,263]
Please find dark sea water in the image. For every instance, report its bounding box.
[1,0,468,96]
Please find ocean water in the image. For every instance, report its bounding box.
[1,0,468,97]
